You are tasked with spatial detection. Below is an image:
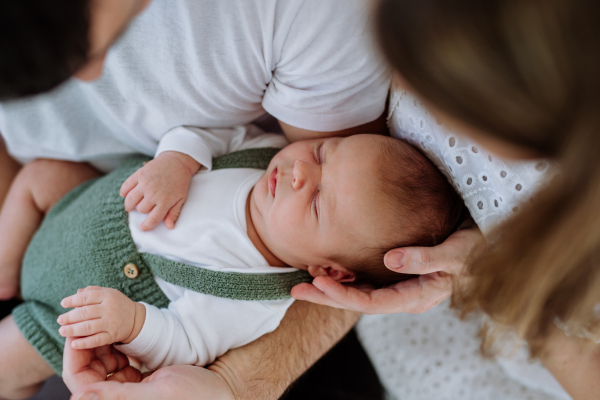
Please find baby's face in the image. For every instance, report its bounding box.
[250,134,389,272]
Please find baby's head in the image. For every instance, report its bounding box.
[250,134,465,287]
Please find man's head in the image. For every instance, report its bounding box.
[250,134,466,287]
[0,0,150,100]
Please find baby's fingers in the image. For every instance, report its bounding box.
[120,175,139,198]
[140,205,168,231]
[77,286,105,293]
[124,187,144,212]
[164,199,184,230]
[59,319,105,338]
[57,305,103,325]
[136,198,155,215]
[70,332,114,350]
[62,289,104,308]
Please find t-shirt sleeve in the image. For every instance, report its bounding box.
[262,0,391,132]
[115,294,293,370]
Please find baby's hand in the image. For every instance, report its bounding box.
[58,286,146,349]
[120,151,201,231]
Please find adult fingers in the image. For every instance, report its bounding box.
[94,345,119,375]
[106,366,143,383]
[62,290,104,308]
[88,359,108,380]
[124,188,144,212]
[120,175,139,198]
[164,199,184,230]
[290,282,350,310]
[112,348,130,372]
[63,338,106,393]
[384,247,439,276]
[304,276,378,314]
[385,226,484,276]
[58,305,103,325]
[72,332,113,349]
[140,205,168,231]
[299,274,453,315]
[71,381,153,400]
[382,273,453,314]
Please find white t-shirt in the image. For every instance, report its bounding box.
[0,0,390,171]
[115,126,297,370]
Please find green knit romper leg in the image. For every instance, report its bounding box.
[13,148,310,375]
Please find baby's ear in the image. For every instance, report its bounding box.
[307,264,355,283]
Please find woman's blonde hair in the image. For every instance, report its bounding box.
[376,0,600,356]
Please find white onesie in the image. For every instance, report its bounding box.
[115,125,296,370]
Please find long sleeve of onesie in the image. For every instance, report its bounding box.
[155,125,288,171]
[115,292,293,369]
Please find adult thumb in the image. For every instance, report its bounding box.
[384,246,439,275]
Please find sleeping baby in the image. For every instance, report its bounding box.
[0,125,464,398]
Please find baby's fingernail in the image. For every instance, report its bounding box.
[313,280,324,291]
[57,316,63,324]
[384,251,404,270]
[59,327,66,335]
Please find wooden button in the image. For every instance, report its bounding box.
[123,263,139,279]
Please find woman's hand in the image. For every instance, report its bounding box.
[291,225,483,314]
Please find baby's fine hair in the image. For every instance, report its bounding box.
[335,136,467,287]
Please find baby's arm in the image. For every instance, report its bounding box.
[61,286,293,369]
[120,125,278,231]
[120,152,200,231]
[58,286,146,349]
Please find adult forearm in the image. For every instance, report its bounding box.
[208,300,360,400]
[279,112,388,143]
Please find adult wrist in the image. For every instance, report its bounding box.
[209,351,285,400]
[207,303,361,400]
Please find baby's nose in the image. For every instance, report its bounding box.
[292,160,313,190]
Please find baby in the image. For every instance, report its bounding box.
[0,126,464,399]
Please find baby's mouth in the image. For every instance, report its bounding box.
[268,167,278,197]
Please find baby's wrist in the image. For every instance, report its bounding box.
[122,302,146,344]
[158,151,202,176]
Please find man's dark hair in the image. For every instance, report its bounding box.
[0,0,90,100]
[333,136,468,287]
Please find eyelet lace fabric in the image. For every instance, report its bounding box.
[355,89,571,400]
